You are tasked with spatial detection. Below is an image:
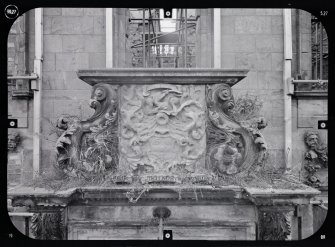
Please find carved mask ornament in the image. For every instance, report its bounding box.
[8,131,20,151]
[303,130,328,188]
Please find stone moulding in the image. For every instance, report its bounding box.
[77,68,248,86]
[8,185,319,240]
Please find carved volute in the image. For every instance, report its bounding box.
[55,83,118,178]
[206,84,268,177]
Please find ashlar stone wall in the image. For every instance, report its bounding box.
[41,8,106,171]
[220,8,286,171]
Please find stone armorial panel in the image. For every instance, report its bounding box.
[119,84,206,176]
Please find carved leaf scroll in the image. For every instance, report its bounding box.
[206,84,268,177]
[55,83,118,178]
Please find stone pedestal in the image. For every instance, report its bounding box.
[8,69,320,240]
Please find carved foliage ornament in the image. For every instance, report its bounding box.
[55,83,118,178]
[31,211,65,240]
[258,209,291,240]
[119,84,206,176]
[303,130,328,188]
[206,84,268,177]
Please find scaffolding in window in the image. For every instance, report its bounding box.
[311,16,328,80]
[292,14,328,98]
[127,8,199,68]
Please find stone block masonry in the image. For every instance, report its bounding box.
[221,9,285,170]
[40,8,106,172]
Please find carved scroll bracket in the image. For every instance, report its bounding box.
[206,84,268,177]
[55,83,118,178]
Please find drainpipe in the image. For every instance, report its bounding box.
[106,8,113,67]
[213,8,221,68]
[283,9,293,172]
[32,8,43,178]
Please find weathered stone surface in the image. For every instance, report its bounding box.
[89,52,106,68]
[271,53,283,71]
[62,8,84,16]
[221,16,235,34]
[55,53,89,71]
[84,35,105,52]
[62,35,85,52]
[51,16,94,34]
[43,53,56,71]
[221,52,235,69]
[44,35,62,52]
[235,16,272,34]
[84,8,104,16]
[44,8,62,16]
[235,53,257,70]
[271,16,284,34]
[221,35,234,52]
[256,53,272,71]
[231,8,256,16]
[93,16,105,34]
[234,36,256,52]
[257,71,283,90]
[255,9,282,16]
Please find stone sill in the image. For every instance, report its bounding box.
[293,91,328,98]
[11,89,34,99]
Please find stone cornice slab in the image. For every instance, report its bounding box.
[77,68,248,86]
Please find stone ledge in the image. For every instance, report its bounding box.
[77,68,248,86]
[8,184,319,209]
